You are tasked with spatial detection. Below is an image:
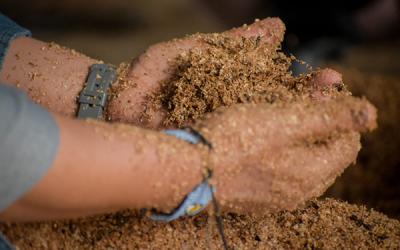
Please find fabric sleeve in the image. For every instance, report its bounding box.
[0,12,32,72]
[0,83,60,212]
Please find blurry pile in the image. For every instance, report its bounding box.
[324,64,400,221]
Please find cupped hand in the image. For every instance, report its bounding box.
[192,97,377,214]
[106,18,284,129]
[106,18,342,130]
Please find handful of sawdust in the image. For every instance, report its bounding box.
[147,33,347,126]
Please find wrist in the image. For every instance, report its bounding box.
[140,141,207,213]
[102,61,131,121]
[141,127,214,221]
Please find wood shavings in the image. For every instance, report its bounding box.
[1,199,399,249]
[146,34,348,127]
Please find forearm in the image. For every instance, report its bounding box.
[0,36,98,116]
[0,112,204,222]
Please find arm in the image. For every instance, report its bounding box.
[0,109,205,222]
[0,36,98,117]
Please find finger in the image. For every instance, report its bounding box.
[217,132,361,214]
[194,97,377,161]
[307,69,343,101]
[292,97,377,139]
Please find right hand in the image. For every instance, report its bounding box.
[193,97,377,214]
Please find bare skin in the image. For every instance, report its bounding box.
[0,18,376,221]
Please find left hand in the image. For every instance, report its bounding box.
[106,18,343,130]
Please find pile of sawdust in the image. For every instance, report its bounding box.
[147,33,347,126]
[323,64,400,221]
[1,199,398,249]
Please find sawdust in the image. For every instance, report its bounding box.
[323,64,400,221]
[1,199,399,249]
[145,33,348,127]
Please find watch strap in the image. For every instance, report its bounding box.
[77,64,117,120]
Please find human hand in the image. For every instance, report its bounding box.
[193,96,377,214]
[106,18,284,129]
[106,18,342,130]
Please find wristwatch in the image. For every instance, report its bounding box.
[77,64,117,120]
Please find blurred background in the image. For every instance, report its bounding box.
[1,0,399,74]
[0,0,224,65]
[1,0,400,219]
